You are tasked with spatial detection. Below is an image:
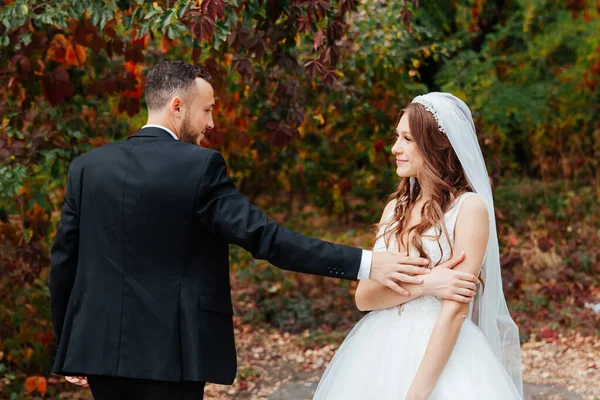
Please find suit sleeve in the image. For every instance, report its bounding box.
[194,151,362,279]
[49,161,80,345]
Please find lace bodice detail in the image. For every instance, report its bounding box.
[374,193,479,317]
[399,295,442,316]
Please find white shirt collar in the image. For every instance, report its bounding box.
[141,124,179,140]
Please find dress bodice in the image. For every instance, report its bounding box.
[373,192,479,317]
[374,192,477,266]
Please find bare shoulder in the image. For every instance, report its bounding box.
[383,198,397,215]
[380,199,397,224]
[456,193,490,236]
[459,193,489,221]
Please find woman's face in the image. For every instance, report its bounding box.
[391,112,424,178]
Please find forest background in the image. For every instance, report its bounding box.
[0,0,598,398]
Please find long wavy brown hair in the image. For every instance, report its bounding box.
[378,102,472,265]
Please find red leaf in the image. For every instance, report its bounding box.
[65,44,87,67]
[124,42,144,63]
[266,123,299,147]
[202,58,226,91]
[272,51,298,71]
[43,65,74,106]
[303,0,330,21]
[24,377,36,394]
[297,16,312,34]
[320,44,340,66]
[247,30,269,59]
[36,377,47,395]
[327,18,345,42]
[200,0,226,20]
[341,0,357,15]
[303,58,325,79]
[204,128,223,147]
[191,14,217,42]
[232,57,255,80]
[322,69,338,86]
[118,96,141,117]
[313,30,324,51]
[46,33,68,63]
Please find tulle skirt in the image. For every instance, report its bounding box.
[314,298,522,399]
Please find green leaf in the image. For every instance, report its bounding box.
[91,9,100,25]
[162,10,174,32]
[15,4,26,17]
[177,3,190,19]
[21,32,32,46]
[100,14,110,30]
[167,26,176,39]
[144,9,160,19]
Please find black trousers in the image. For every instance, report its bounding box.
[87,375,205,400]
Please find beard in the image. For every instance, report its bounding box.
[179,112,204,146]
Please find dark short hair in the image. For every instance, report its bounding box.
[144,61,212,111]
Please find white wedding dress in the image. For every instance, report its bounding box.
[314,193,522,399]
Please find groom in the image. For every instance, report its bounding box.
[49,61,475,399]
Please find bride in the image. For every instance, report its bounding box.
[314,93,523,399]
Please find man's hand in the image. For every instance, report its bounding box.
[369,251,432,296]
[65,376,89,387]
[421,252,479,302]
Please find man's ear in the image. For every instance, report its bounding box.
[170,97,182,117]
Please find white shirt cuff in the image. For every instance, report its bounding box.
[357,250,372,280]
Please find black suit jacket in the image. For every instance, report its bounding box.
[49,127,362,384]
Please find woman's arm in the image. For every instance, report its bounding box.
[405,195,489,400]
[355,260,476,310]
[355,202,478,312]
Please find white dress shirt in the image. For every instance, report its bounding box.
[142,124,179,140]
[140,124,373,279]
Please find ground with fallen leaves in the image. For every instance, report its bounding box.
[48,319,599,400]
[197,318,600,400]
[521,335,599,399]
